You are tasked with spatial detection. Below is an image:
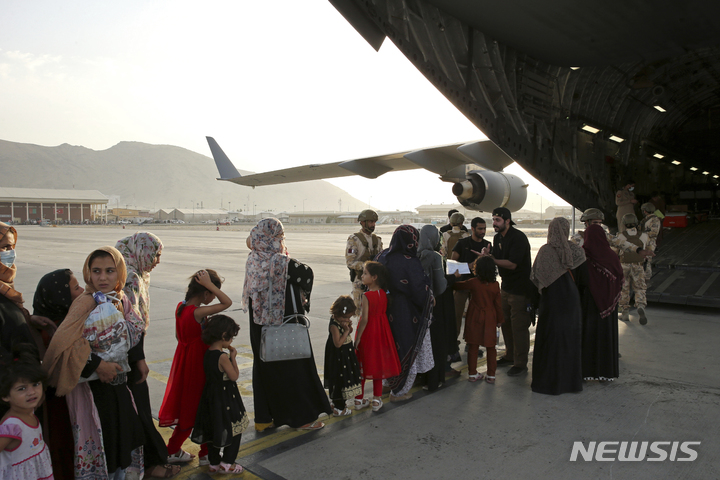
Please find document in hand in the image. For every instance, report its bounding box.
[446,260,471,275]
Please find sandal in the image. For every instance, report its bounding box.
[147,464,181,478]
[199,455,209,466]
[218,462,244,474]
[485,376,496,384]
[297,420,325,430]
[167,449,194,464]
[332,407,352,417]
[354,398,370,410]
[468,372,484,382]
[371,397,383,412]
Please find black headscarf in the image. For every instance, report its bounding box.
[33,269,74,325]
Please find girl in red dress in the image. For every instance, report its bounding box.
[354,261,401,412]
[453,256,504,384]
[158,269,232,465]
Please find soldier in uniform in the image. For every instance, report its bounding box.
[441,212,469,259]
[615,180,638,233]
[616,213,649,325]
[639,202,661,281]
[345,209,383,316]
[572,208,656,260]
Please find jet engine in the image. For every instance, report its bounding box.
[452,170,527,212]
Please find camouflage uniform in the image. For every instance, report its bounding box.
[571,223,644,255]
[640,207,661,280]
[617,229,649,311]
[345,230,382,316]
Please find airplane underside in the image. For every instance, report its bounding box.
[330,0,720,225]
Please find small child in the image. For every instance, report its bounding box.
[159,269,232,465]
[354,261,401,412]
[0,345,54,480]
[453,256,504,384]
[191,315,248,475]
[323,296,362,416]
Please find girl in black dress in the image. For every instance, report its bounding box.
[323,296,362,416]
[191,315,248,475]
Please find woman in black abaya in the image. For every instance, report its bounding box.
[530,217,586,395]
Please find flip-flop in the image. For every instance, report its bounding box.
[485,376,496,384]
[297,420,325,430]
[218,462,243,474]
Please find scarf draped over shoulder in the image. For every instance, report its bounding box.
[116,232,163,330]
[243,218,291,326]
[43,246,131,396]
[531,217,586,292]
[583,224,624,318]
[0,222,24,309]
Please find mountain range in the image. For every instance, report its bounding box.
[0,139,371,213]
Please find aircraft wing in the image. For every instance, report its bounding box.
[207,137,514,187]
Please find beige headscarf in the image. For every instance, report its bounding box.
[531,217,586,292]
[0,222,24,309]
[44,246,128,396]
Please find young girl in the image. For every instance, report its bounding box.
[453,256,504,383]
[323,296,362,416]
[354,261,401,412]
[191,315,248,475]
[0,346,54,480]
[158,269,232,465]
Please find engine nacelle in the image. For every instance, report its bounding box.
[452,170,527,212]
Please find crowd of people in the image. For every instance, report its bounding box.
[0,198,662,478]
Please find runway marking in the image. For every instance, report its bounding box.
[695,272,719,297]
[148,348,500,479]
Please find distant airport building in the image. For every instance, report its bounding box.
[107,208,151,223]
[0,187,108,224]
[161,208,232,223]
[415,204,471,224]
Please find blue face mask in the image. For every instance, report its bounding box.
[0,249,16,267]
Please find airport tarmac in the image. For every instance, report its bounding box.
[11,224,720,479]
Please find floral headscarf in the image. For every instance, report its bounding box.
[377,224,420,262]
[531,217,586,292]
[0,222,23,308]
[242,218,290,325]
[116,232,163,329]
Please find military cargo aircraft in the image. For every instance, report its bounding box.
[207,136,528,213]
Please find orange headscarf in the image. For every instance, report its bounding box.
[44,247,128,396]
[0,222,24,308]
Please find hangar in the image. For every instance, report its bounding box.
[0,187,109,224]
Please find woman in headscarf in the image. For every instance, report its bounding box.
[244,218,331,431]
[418,225,457,391]
[0,222,37,360]
[116,233,179,478]
[377,225,434,401]
[530,217,586,395]
[44,246,145,479]
[580,223,624,381]
[32,268,84,480]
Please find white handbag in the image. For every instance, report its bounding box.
[259,284,312,362]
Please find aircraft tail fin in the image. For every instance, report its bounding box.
[206,137,242,180]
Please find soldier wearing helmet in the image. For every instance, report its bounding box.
[571,208,656,261]
[345,209,383,316]
[639,202,661,281]
[616,213,649,325]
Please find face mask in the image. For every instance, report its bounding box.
[628,187,635,192]
[626,228,638,236]
[0,249,16,267]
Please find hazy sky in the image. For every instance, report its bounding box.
[1,0,567,211]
